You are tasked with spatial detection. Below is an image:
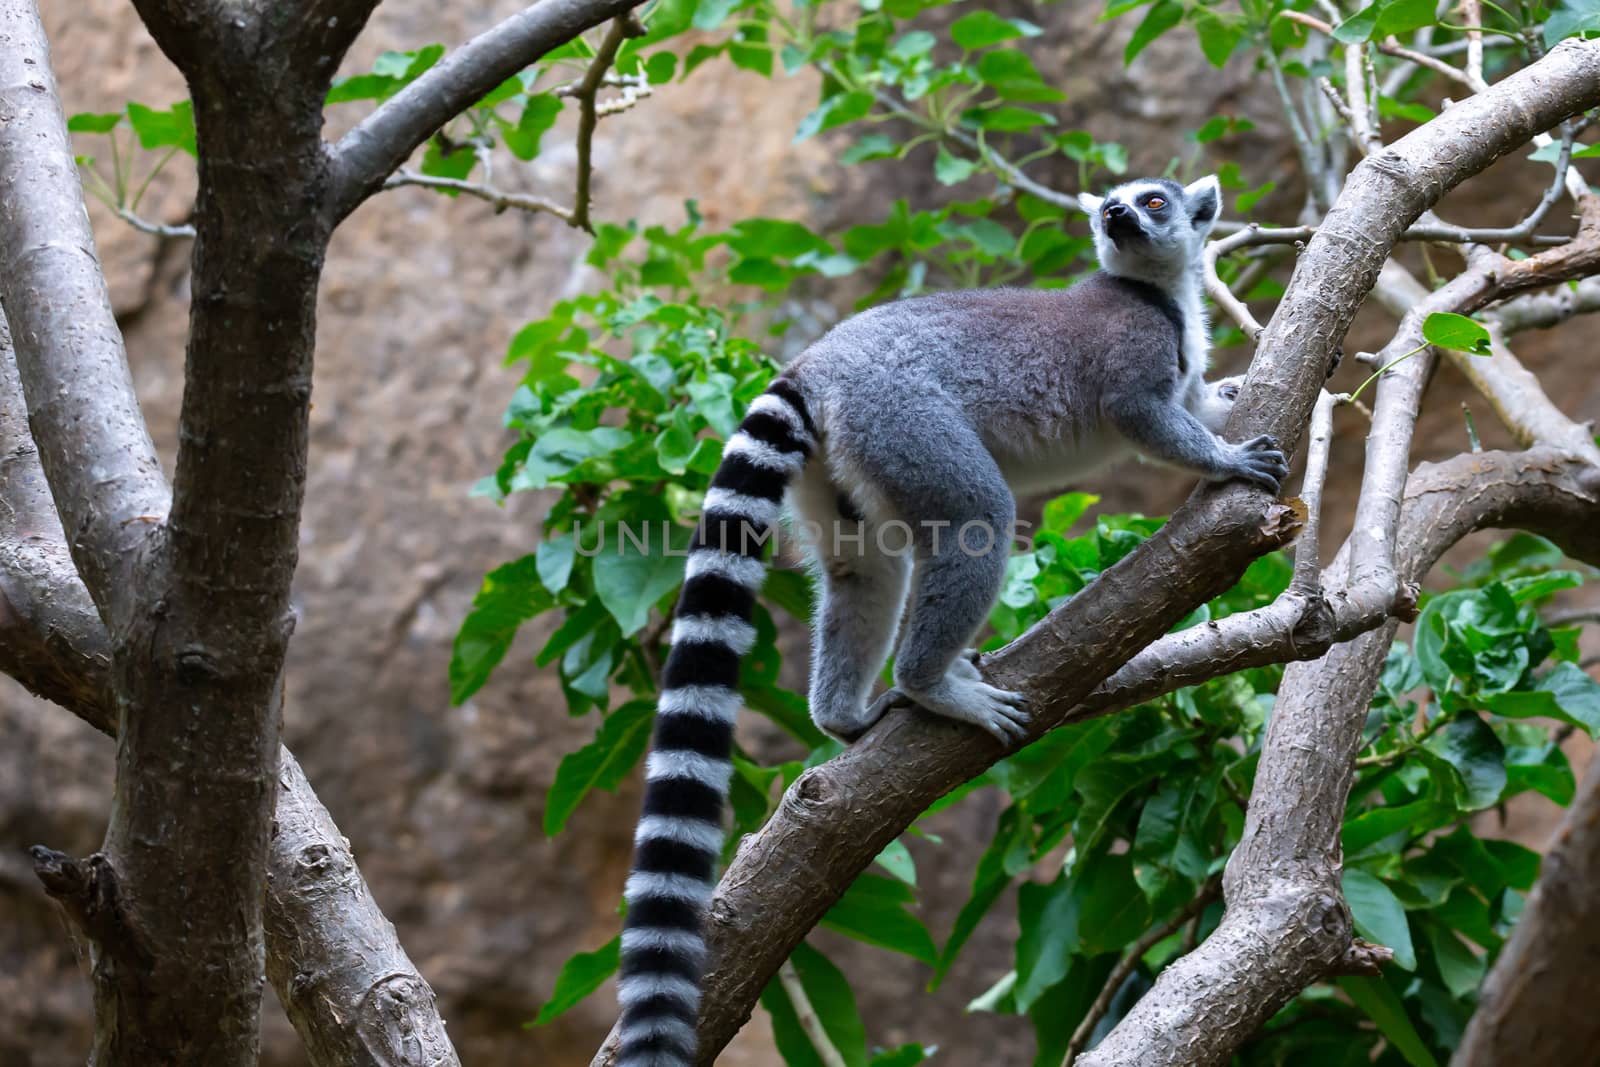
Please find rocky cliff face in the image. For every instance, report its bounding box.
[4,3,1594,1065]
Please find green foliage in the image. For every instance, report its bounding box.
[73,1,1600,1062]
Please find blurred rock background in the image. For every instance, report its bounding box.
[3,2,1594,1064]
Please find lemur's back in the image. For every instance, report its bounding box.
[788,272,1187,450]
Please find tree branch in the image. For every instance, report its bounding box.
[1374,257,1600,465]
[0,0,170,626]
[2,306,461,1067]
[1453,738,1600,1064]
[583,38,1600,1067]
[569,15,645,233]
[325,0,647,224]
[1064,881,1222,1067]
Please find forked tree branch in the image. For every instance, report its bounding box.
[585,38,1600,1067]
[1,307,461,1067]
[325,0,647,223]
[0,0,170,626]
[1080,442,1600,1067]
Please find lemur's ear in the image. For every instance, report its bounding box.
[1078,191,1105,217]
[1184,175,1221,233]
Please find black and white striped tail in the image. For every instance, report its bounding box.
[616,377,816,1067]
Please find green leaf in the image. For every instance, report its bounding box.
[1124,0,1183,64]
[841,134,902,164]
[450,555,553,703]
[68,111,122,134]
[934,806,1026,988]
[726,217,830,259]
[504,95,563,161]
[692,0,741,31]
[1015,851,1149,1011]
[960,106,1056,132]
[1192,10,1243,67]
[1337,976,1438,1067]
[544,700,655,834]
[531,936,620,1024]
[1040,492,1099,536]
[1343,869,1416,970]
[1333,3,1380,43]
[1422,312,1492,356]
[1344,799,1450,855]
[1547,0,1600,46]
[976,49,1067,103]
[1485,663,1600,736]
[126,101,197,156]
[874,838,917,886]
[592,525,688,637]
[821,873,937,964]
[761,942,869,1067]
[1375,0,1441,37]
[795,91,874,141]
[1426,712,1507,811]
[512,426,633,490]
[536,535,577,595]
[934,145,979,185]
[950,10,1042,49]
[1422,919,1485,999]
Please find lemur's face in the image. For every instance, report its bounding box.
[1079,175,1220,278]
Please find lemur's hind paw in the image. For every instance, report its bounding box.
[899,675,1032,746]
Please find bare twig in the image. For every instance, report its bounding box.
[1291,391,1338,597]
[1282,10,1478,88]
[326,0,648,223]
[1403,118,1582,243]
[1463,0,1486,88]
[1375,256,1600,465]
[383,169,577,222]
[778,960,849,1067]
[570,15,646,234]
[114,205,196,238]
[1064,881,1222,1067]
[1489,274,1600,332]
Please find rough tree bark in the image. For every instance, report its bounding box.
[581,38,1600,1066]
[1452,747,1600,1064]
[1,305,460,1067]
[0,0,643,1063]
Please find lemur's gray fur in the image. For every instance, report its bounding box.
[788,173,1285,743]
[614,175,1287,1067]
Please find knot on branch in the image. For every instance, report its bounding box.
[356,973,455,1065]
[29,846,141,957]
[1288,592,1338,651]
[790,767,835,810]
[1258,500,1306,543]
[1329,938,1396,977]
[1393,581,1422,622]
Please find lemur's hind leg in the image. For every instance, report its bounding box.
[834,401,1030,744]
[792,463,911,743]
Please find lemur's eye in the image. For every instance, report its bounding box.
[1145,196,1166,209]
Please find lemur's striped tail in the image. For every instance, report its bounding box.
[616,377,816,1067]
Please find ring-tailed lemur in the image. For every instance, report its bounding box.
[613,175,1288,1067]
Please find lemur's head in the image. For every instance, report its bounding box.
[1078,175,1220,285]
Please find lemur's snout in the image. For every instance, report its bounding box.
[1102,200,1142,241]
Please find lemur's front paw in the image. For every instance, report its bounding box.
[1224,434,1290,493]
